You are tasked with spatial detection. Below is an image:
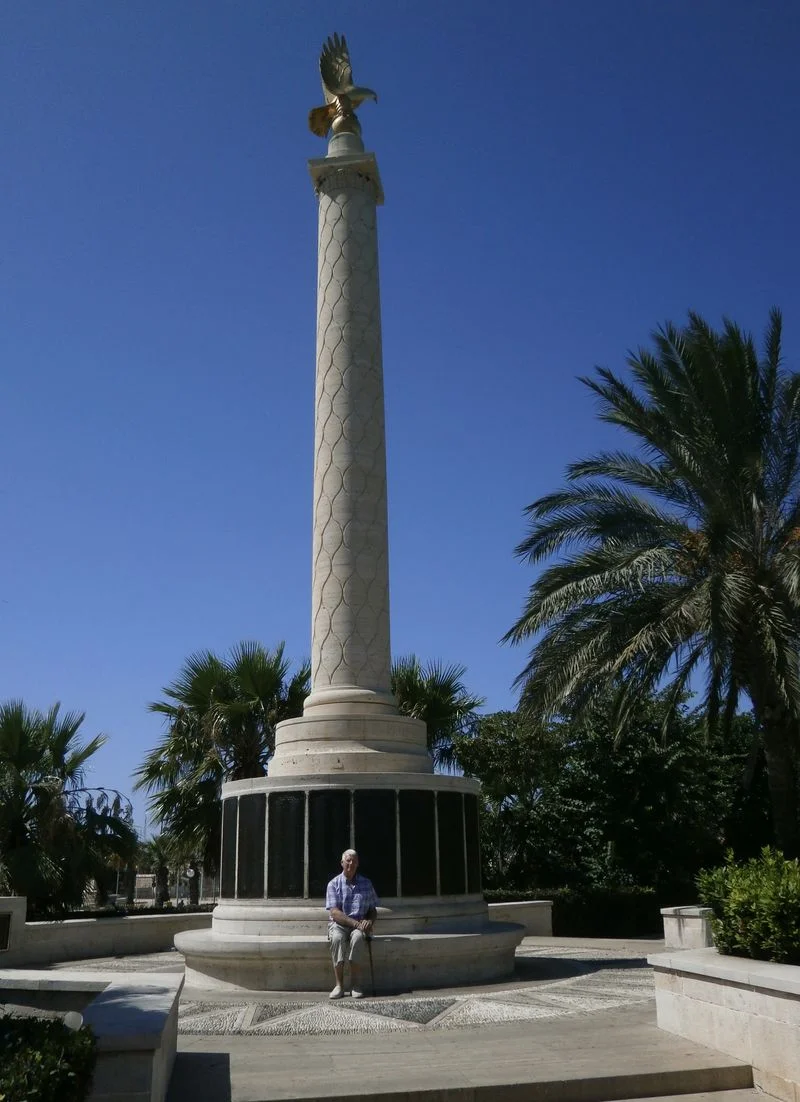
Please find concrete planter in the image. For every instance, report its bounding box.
[661,905,714,950]
[0,968,183,1102]
[648,946,800,1102]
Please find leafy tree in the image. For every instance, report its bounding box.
[135,642,310,870]
[455,697,773,897]
[0,700,136,915]
[391,655,483,769]
[452,710,560,886]
[506,310,800,855]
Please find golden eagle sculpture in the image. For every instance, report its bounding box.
[308,33,378,138]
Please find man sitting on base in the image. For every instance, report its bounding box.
[325,848,378,999]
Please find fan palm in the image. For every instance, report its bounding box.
[505,310,800,855]
[135,642,310,869]
[391,655,483,770]
[138,833,176,906]
[0,700,136,914]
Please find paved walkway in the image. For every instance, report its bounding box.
[51,938,757,1102]
[178,941,658,1037]
[168,1003,752,1102]
[54,937,663,1037]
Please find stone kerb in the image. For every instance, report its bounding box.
[0,969,183,1102]
[648,946,800,1102]
[661,905,714,950]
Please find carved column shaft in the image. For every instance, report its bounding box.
[304,154,393,714]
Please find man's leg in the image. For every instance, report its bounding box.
[328,925,349,998]
[348,929,366,997]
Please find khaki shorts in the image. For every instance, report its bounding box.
[328,923,367,965]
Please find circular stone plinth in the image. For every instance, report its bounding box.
[175,924,524,993]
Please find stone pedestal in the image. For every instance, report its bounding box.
[176,122,524,991]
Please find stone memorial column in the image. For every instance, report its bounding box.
[269,127,431,776]
[306,140,393,715]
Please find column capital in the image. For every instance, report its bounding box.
[308,151,384,205]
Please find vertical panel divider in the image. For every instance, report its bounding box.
[303,790,310,898]
[349,789,355,850]
[461,793,468,894]
[434,792,441,896]
[263,792,270,899]
[395,789,401,897]
[219,801,226,889]
[233,798,240,900]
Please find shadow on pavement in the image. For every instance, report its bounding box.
[513,955,651,982]
[167,1052,232,1102]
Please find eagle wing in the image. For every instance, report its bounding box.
[320,32,354,102]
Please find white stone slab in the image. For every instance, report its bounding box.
[649,946,800,1099]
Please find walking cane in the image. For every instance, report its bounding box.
[366,934,375,997]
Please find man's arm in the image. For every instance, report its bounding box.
[328,907,359,930]
[328,903,376,933]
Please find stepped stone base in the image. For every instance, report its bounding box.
[176,922,524,993]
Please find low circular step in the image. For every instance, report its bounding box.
[176,923,524,993]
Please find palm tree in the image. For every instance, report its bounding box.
[138,834,174,906]
[135,642,310,869]
[505,310,800,856]
[391,655,484,770]
[0,700,136,915]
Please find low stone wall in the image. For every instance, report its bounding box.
[488,900,553,936]
[661,906,714,950]
[0,968,183,1102]
[649,947,800,1102]
[0,899,211,967]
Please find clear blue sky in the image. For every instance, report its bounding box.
[2,1,798,832]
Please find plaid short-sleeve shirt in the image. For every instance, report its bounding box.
[325,872,378,924]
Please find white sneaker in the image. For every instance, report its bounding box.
[351,989,364,999]
[329,985,344,1000]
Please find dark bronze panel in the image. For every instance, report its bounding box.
[0,913,10,952]
[399,790,436,896]
[220,798,238,899]
[236,793,266,899]
[308,789,351,897]
[437,791,466,895]
[354,789,396,898]
[465,793,482,893]
[267,791,306,897]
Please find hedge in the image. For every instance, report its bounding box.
[484,886,662,937]
[0,1017,96,1102]
[697,847,800,964]
[28,902,215,921]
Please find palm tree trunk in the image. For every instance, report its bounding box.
[188,862,200,905]
[760,718,800,858]
[155,865,170,906]
[750,682,800,857]
[124,866,136,906]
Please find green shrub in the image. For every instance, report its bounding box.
[484,885,662,937]
[0,1017,96,1102]
[697,847,800,964]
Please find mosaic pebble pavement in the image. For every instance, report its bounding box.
[54,946,654,1037]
